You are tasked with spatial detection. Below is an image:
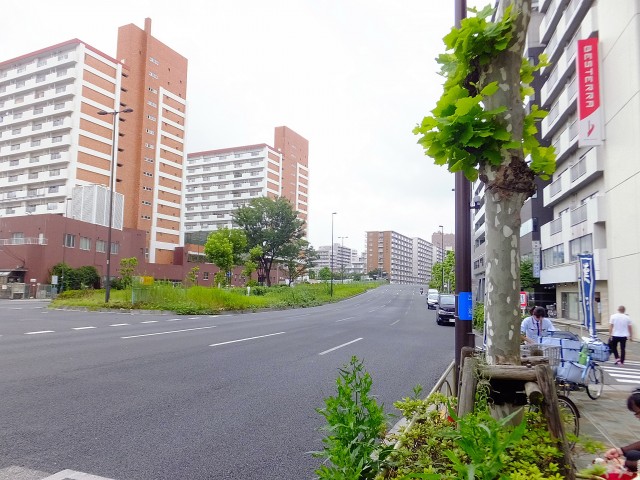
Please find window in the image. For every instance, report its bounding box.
[146,129,155,135]
[54,102,65,110]
[542,244,564,268]
[32,123,42,131]
[47,202,57,210]
[142,200,151,206]
[33,107,43,114]
[48,185,59,193]
[15,95,24,103]
[57,69,67,77]
[147,114,156,121]
[58,53,68,60]
[8,175,18,182]
[149,72,158,79]
[143,186,152,191]
[53,118,63,126]
[31,139,41,147]
[111,243,119,254]
[17,66,26,73]
[96,240,106,253]
[141,215,151,220]
[147,100,157,107]
[148,86,158,94]
[55,85,66,93]
[569,234,593,262]
[145,143,154,149]
[16,81,25,88]
[144,157,154,163]
[30,156,40,163]
[11,144,20,151]
[143,171,153,177]
[64,233,76,248]
[35,90,45,98]
[52,135,62,143]
[149,57,159,65]
[50,169,61,176]
[80,237,90,250]
[28,172,38,179]
[203,272,209,280]
[12,127,21,134]
[51,152,61,159]
[11,232,24,244]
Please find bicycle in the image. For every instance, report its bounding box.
[556,353,605,400]
[528,394,580,449]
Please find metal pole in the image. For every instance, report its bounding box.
[439,225,444,292]
[453,0,474,393]
[98,107,132,303]
[105,112,117,303]
[330,212,336,296]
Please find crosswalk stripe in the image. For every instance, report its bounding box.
[43,469,116,479]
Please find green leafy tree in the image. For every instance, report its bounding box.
[352,273,361,282]
[413,1,554,365]
[233,197,305,286]
[281,239,318,285]
[204,228,247,285]
[75,266,100,289]
[51,262,75,293]
[308,269,317,280]
[429,251,456,293]
[186,266,200,286]
[318,267,332,281]
[520,258,539,289]
[119,257,138,289]
[367,268,382,280]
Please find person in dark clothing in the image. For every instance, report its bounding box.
[604,389,640,471]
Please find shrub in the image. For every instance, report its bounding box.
[473,302,485,331]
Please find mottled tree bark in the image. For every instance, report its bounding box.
[478,0,536,365]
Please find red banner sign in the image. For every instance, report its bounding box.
[576,38,603,146]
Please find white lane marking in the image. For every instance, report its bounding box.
[10,307,22,310]
[615,378,640,384]
[209,331,285,347]
[140,320,158,324]
[25,330,55,335]
[73,326,96,330]
[188,317,200,320]
[390,319,400,326]
[367,309,377,313]
[109,323,129,327]
[122,325,217,339]
[319,338,363,356]
[335,316,355,323]
[42,469,116,480]
[166,318,183,322]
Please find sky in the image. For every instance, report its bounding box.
[3,0,486,253]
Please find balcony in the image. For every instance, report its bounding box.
[542,0,595,63]
[540,46,577,108]
[540,81,577,140]
[539,0,570,45]
[539,0,553,12]
[543,147,602,207]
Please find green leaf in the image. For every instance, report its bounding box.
[493,128,511,141]
[454,95,482,116]
[480,81,499,96]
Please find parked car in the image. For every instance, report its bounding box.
[436,294,456,325]
[427,293,439,310]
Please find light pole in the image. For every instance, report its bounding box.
[97,107,133,303]
[439,225,444,292]
[330,212,336,297]
[338,236,348,283]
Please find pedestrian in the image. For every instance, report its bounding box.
[609,305,633,365]
[521,306,556,344]
[604,388,640,472]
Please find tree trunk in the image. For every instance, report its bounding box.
[479,0,536,365]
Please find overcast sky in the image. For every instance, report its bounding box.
[4,0,485,253]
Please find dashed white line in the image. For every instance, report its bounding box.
[109,323,130,327]
[390,319,400,326]
[121,325,217,339]
[140,320,158,324]
[25,330,55,335]
[188,317,200,320]
[209,331,285,347]
[319,338,363,356]
[335,316,355,323]
[166,318,183,322]
[72,326,96,330]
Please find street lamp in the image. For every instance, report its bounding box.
[338,236,348,284]
[330,212,337,297]
[439,225,444,293]
[97,107,133,303]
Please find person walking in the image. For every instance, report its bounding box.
[521,306,556,344]
[609,305,633,365]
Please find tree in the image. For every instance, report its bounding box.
[429,251,456,292]
[119,257,138,289]
[367,268,382,280]
[520,258,539,289]
[204,228,247,286]
[318,267,332,281]
[233,197,305,286]
[281,239,318,285]
[186,266,200,286]
[75,266,100,289]
[414,1,554,365]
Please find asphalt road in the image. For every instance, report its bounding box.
[0,284,455,480]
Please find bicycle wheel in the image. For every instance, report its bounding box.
[557,395,580,448]
[585,364,605,400]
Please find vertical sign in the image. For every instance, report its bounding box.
[458,292,472,320]
[576,38,603,147]
[578,254,596,337]
[532,240,541,278]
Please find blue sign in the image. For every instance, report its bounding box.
[578,254,596,337]
[458,292,473,321]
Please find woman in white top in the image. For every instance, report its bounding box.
[609,305,633,365]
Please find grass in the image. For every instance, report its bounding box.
[51,281,383,314]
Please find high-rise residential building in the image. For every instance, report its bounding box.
[534,0,640,327]
[0,19,188,266]
[184,127,308,243]
[117,19,188,264]
[314,243,352,274]
[273,126,309,226]
[366,230,428,284]
[412,237,433,284]
[0,40,131,221]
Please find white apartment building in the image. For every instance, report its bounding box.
[314,244,353,274]
[536,0,640,330]
[0,40,127,220]
[412,237,433,284]
[184,144,283,234]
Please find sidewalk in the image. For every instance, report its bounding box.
[553,318,640,470]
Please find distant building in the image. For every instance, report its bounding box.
[366,230,432,284]
[184,127,309,244]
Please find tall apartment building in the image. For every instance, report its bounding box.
[366,230,427,284]
[314,244,352,274]
[184,127,308,242]
[0,40,130,221]
[117,19,188,264]
[534,0,640,327]
[412,237,433,284]
[0,19,188,266]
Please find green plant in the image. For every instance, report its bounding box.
[119,257,138,289]
[314,356,391,479]
[472,302,485,331]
